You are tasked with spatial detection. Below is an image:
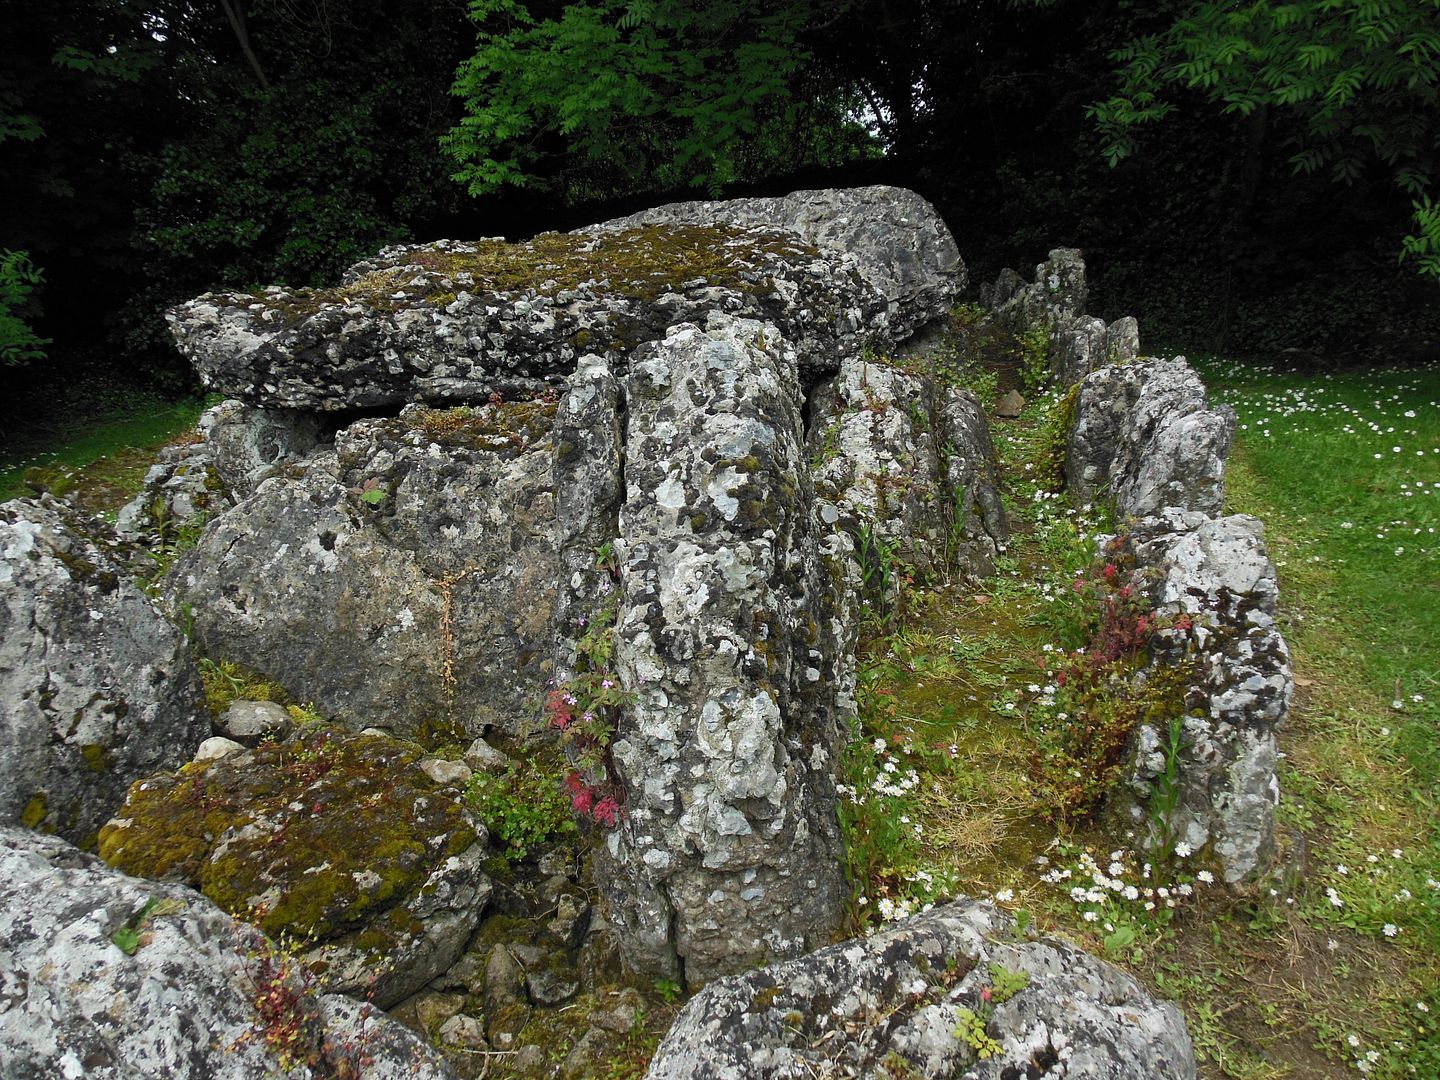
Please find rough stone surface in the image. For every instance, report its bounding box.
[1125,511,1292,883]
[201,398,328,498]
[645,899,1195,1079]
[0,497,207,845]
[1066,357,1236,518]
[159,188,1006,989]
[115,401,327,544]
[0,825,454,1080]
[166,399,561,741]
[194,735,246,761]
[983,247,1087,333]
[97,727,490,1007]
[169,224,880,411]
[584,185,965,343]
[463,737,513,774]
[220,699,294,744]
[982,250,1141,387]
[807,354,1008,583]
[114,438,222,543]
[598,317,847,986]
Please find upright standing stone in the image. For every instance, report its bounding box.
[599,317,846,986]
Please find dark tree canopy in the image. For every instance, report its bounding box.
[0,0,1435,403]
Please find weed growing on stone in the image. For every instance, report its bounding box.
[547,541,631,826]
[464,754,579,862]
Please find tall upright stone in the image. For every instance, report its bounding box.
[599,317,846,986]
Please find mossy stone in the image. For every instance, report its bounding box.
[97,727,477,943]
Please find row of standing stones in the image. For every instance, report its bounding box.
[0,185,1290,1078]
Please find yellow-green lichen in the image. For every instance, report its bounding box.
[20,793,48,829]
[80,743,109,773]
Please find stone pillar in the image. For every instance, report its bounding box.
[597,316,845,987]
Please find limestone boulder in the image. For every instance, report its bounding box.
[0,497,207,845]
[169,224,879,411]
[97,727,490,1007]
[599,316,847,985]
[166,398,560,741]
[1125,511,1292,882]
[984,246,1088,332]
[808,354,1007,585]
[116,400,327,544]
[645,899,1195,1079]
[584,185,965,343]
[0,825,454,1079]
[982,250,1141,387]
[1065,356,1236,518]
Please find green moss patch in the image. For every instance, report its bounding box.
[253,224,821,322]
[98,727,477,942]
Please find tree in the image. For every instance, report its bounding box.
[445,0,880,201]
[0,251,48,366]
[1090,0,1440,277]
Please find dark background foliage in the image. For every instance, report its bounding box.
[1,0,1435,435]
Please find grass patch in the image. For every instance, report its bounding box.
[840,362,1440,1079]
[0,393,205,508]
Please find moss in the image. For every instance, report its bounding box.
[97,727,477,944]
[20,793,47,829]
[251,224,821,324]
[408,399,558,454]
[198,656,291,717]
[80,743,109,773]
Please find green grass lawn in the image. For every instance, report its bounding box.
[841,357,1439,1079]
[0,394,205,509]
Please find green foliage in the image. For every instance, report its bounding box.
[1018,324,1051,395]
[464,759,578,861]
[1092,0,1440,277]
[445,0,876,199]
[0,250,48,366]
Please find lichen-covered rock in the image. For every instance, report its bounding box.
[0,825,454,1079]
[808,354,1007,583]
[982,250,1140,387]
[984,247,1088,333]
[599,317,847,986]
[201,398,327,497]
[1125,511,1292,883]
[169,224,878,411]
[113,438,222,543]
[1066,357,1236,518]
[0,497,207,845]
[97,727,490,1007]
[166,399,561,741]
[115,400,327,544]
[583,185,965,343]
[220,699,294,745]
[644,899,1195,1079]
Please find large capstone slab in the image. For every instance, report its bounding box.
[0,497,208,845]
[169,223,880,411]
[0,825,455,1079]
[582,184,965,343]
[644,899,1196,1079]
